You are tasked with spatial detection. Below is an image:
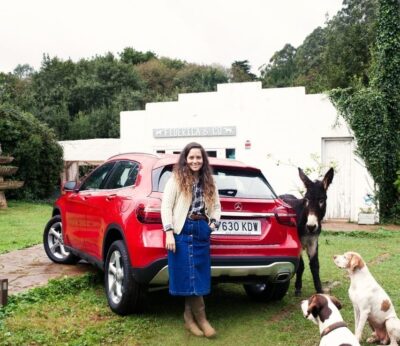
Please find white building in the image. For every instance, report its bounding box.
[59,82,375,222]
[120,82,374,222]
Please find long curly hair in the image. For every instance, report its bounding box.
[173,142,216,206]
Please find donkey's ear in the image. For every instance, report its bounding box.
[322,168,334,190]
[298,168,313,188]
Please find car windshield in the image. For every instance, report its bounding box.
[156,166,276,199]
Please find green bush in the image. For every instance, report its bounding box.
[0,104,63,200]
[330,0,400,222]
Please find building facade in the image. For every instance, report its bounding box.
[120,82,375,222]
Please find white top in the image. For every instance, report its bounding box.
[161,174,221,234]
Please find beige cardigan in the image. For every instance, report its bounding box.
[161,174,221,234]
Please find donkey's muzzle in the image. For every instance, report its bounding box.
[306,224,318,233]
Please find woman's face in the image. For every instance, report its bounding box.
[186,148,203,173]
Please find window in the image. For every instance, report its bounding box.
[155,165,276,199]
[157,168,172,192]
[105,161,139,189]
[80,162,116,191]
[213,167,276,199]
[225,148,235,159]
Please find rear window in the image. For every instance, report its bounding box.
[154,165,276,199]
[213,167,275,199]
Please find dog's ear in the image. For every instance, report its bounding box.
[307,295,332,322]
[329,295,342,310]
[349,253,364,271]
[322,168,334,190]
[307,295,321,318]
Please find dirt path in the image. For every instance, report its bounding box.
[0,244,96,295]
[322,220,400,231]
[322,220,399,232]
[0,221,398,296]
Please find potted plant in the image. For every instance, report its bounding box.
[358,206,377,225]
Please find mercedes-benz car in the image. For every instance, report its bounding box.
[43,153,301,315]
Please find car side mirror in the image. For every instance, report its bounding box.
[63,181,77,191]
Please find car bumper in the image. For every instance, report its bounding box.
[132,256,299,285]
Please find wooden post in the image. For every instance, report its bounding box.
[0,191,7,209]
[0,278,8,306]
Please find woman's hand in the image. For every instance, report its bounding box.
[209,223,216,232]
[165,231,176,253]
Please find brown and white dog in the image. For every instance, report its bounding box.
[301,294,360,346]
[334,252,400,345]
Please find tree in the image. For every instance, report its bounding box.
[0,71,34,109]
[174,64,228,93]
[119,47,156,65]
[135,58,179,102]
[13,64,34,79]
[260,44,296,88]
[330,0,400,221]
[0,72,21,104]
[293,27,328,93]
[230,60,257,82]
[69,54,143,113]
[323,0,377,89]
[22,53,145,139]
[259,0,377,93]
[0,104,63,200]
[28,55,77,138]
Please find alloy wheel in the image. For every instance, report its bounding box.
[47,221,70,260]
[107,250,125,305]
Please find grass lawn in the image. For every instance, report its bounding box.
[1,229,400,345]
[0,201,52,254]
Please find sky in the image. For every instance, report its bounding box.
[0,0,343,76]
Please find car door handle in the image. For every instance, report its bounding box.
[83,194,92,200]
[106,194,117,201]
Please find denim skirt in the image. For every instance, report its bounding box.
[168,218,211,296]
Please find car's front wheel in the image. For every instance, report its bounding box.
[244,280,290,301]
[43,215,80,264]
[105,240,146,315]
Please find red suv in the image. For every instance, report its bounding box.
[43,153,301,315]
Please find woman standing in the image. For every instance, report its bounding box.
[161,142,221,338]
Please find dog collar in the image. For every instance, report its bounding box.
[320,321,347,338]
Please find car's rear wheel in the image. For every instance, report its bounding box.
[43,215,80,264]
[244,280,290,301]
[105,240,146,315]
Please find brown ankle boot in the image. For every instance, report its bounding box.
[191,296,217,338]
[184,299,204,337]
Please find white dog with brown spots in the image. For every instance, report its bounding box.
[334,252,400,345]
[301,294,360,346]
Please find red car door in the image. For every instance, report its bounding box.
[63,190,91,250]
[82,190,114,259]
[69,161,116,255]
[82,160,140,259]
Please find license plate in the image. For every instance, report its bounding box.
[213,219,261,235]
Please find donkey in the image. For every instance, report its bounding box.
[280,167,334,296]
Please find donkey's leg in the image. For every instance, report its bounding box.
[295,255,304,296]
[308,241,322,293]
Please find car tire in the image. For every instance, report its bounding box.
[43,215,80,264]
[105,240,146,315]
[244,280,290,301]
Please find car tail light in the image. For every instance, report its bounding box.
[136,203,162,224]
[274,206,296,227]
